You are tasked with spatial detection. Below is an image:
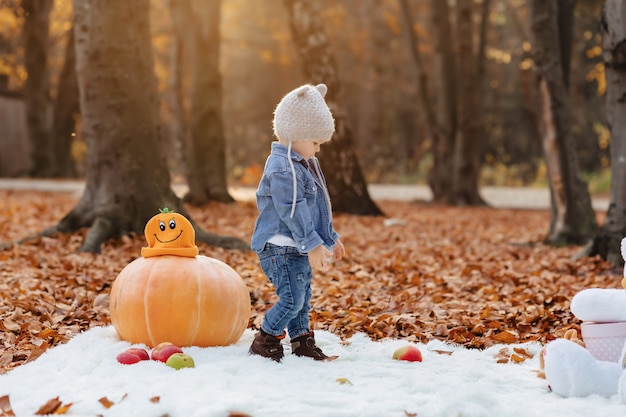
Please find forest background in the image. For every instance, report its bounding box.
[0,0,609,188]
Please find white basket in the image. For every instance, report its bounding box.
[581,321,626,362]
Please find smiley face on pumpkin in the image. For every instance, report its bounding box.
[141,208,199,258]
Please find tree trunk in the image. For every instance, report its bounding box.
[165,0,190,175]
[558,0,577,89]
[587,0,626,267]
[22,0,53,177]
[56,0,246,253]
[354,0,382,155]
[283,0,382,216]
[529,0,597,245]
[428,0,458,203]
[539,78,568,238]
[179,0,233,204]
[453,0,486,205]
[50,24,79,178]
[400,0,442,180]
[402,0,488,206]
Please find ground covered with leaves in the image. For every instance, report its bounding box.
[0,189,620,374]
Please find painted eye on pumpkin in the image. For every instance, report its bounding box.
[159,221,166,231]
[169,219,176,229]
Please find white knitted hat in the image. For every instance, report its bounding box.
[273,84,335,142]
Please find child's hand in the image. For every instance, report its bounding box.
[309,244,333,271]
[333,238,345,262]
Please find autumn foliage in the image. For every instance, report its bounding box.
[0,189,620,374]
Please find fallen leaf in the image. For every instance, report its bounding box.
[53,402,73,414]
[0,395,15,416]
[430,350,453,356]
[25,342,50,364]
[34,397,62,415]
[493,331,518,344]
[493,347,510,363]
[98,397,114,409]
[510,353,526,363]
[335,377,353,385]
[513,347,533,359]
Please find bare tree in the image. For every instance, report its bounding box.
[169,0,233,204]
[50,24,79,177]
[22,0,53,177]
[399,0,442,187]
[528,0,597,245]
[586,0,626,266]
[401,0,489,205]
[164,1,188,177]
[453,0,487,205]
[427,0,457,203]
[25,0,248,253]
[283,0,382,216]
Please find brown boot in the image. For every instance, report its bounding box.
[291,331,337,361]
[249,329,285,362]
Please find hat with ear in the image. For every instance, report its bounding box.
[273,84,335,142]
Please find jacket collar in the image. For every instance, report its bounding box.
[271,141,309,168]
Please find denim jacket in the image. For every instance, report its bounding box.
[251,142,339,254]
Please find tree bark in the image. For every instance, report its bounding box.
[283,0,382,216]
[354,0,383,154]
[427,0,458,203]
[529,0,597,245]
[402,0,488,206]
[587,0,626,266]
[50,24,79,178]
[400,0,442,179]
[165,0,189,175]
[56,0,247,253]
[22,0,53,177]
[453,0,486,205]
[557,0,577,89]
[176,0,233,204]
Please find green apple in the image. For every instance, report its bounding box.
[165,353,195,370]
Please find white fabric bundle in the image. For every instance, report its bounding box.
[571,288,626,322]
[544,339,622,397]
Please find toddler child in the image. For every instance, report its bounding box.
[249,83,345,362]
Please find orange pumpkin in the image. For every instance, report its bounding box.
[109,209,250,347]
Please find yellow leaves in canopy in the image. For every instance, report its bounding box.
[0,9,20,34]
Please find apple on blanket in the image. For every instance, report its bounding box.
[542,237,626,401]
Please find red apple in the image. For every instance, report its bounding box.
[126,348,150,361]
[392,345,422,362]
[151,342,184,362]
[116,347,150,364]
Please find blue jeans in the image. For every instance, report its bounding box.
[258,244,312,339]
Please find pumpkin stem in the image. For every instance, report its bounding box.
[159,207,175,213]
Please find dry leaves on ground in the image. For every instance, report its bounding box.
[0,189,619,373]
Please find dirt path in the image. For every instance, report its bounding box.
[0,178,609,211]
